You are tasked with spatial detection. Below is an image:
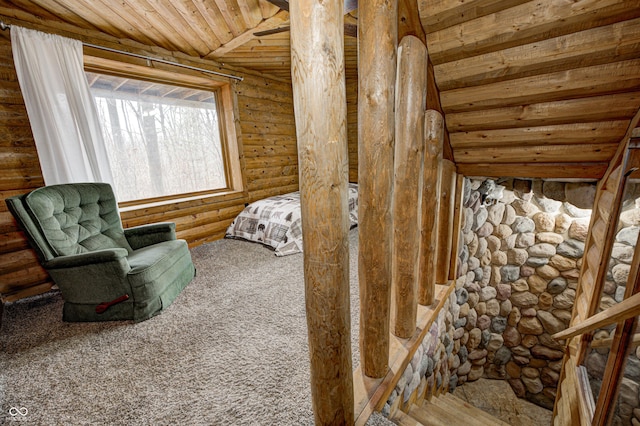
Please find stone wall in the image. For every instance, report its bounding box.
[452,178,596,409]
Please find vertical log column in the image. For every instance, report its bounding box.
[435,160,457,284]
[358,0,397,378]
[289,1,354,424]
[392,35,428,338]
[418,110,444,305]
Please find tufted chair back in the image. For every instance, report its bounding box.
[18,183,133,261]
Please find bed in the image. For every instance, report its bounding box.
[225,183,358,256]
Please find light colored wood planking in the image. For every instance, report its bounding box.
[258,0,279,18]
[426,0,640,64]
[456,162,608,179]
[454,143,619,164]
[192,0,235,45]
[169,0,227,51]
[144,0,213,56]
[441,59,640,113]
[419,0,530,34]
[450,121,629,148]
[445,92,640,132]
[213,0,247,37]
[435,18,640,91]
[236,0,263,28]
[25,0,108,33]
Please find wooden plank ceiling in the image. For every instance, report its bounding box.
[0,0,639,179]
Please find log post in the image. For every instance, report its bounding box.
[435,160,457,284]
[289,1,354,424]
[418,110,444,305]
[392,35,428,338]
[357,0,397,378]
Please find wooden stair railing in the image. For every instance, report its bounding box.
[552,111,640,425]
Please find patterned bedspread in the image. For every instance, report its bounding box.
[225,183,358,256]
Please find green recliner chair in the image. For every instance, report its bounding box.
[6,183,195,322]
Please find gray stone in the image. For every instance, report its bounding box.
[462,207,474,233]
[456,287,469,305]
[493,346,511,365]
[512,216,536,233]
[481,329,491,349]
[487,203,506,227]
[457,361,472,376]
[565,182,596,209]
[624,356,640,382]
[611,243,635,264]
[468,256,481,270]
[535,196,562,213]
[473,267,484,281]
[479,286,497,301]
[556,239,585,259]
[564,202,591,218]
[585,351,607,378]
[527,243,556,258]
[526,257,549,267]
[618,377,639,408]
[620,208,640,228]
[491,316,508,334]
[501,265,520,283]
[473,208,489,231]
[487,333,504,352]
[515,232,535,248]
[547,277,568,294]
[612,263,631,285]
[615,285,626,303]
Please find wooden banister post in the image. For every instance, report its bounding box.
[358,0,397,378]
[392,35,428,338]
[435,160,457,284]
[418,110,444,305]
[289,1,354,424]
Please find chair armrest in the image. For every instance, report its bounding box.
[44,248,129,269]
[125,222,177,250]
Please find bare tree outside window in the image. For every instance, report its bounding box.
[87,72,227,202]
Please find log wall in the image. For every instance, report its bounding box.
[0,33,300,303]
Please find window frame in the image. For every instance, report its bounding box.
[83,53,245,209]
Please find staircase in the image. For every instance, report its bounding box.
[390,392,511,426]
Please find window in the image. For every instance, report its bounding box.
[83,55,243,205]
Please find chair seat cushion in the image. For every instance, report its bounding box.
[127,239,192,299]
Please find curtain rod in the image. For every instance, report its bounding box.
[0,20,243,82]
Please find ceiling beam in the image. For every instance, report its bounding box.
[207,10,289,58]
[456,162,608,180]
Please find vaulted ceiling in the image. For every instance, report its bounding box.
[0,0,639,180]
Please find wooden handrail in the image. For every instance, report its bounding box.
[553,292,640,341]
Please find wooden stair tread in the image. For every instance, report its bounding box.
[389,391,513,426]
[434,393,511,426]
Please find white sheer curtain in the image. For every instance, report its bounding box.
[11,26,114,186]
